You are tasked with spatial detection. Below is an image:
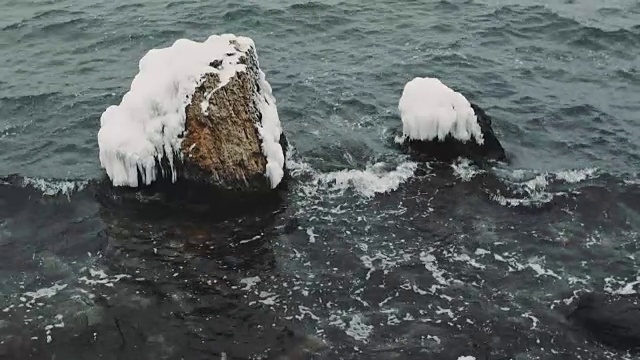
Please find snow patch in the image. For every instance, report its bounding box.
[398,77,483,144]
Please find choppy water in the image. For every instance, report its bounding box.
[1,0,640,359]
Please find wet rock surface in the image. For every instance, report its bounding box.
[404,103,506,163]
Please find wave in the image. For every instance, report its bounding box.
[289,2,334,11]
[490,167,600,207]
[1,9,85,31]
[313,162,418,198]
[2,175,89,197]
[479,4,640,50]
[286,149,417,198]
[24,177,88,197]
[451,158,484,182]
[288,141,605,205]
[31,9,86,21]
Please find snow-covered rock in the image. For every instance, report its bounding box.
[398,77,505,162]
[98,34,286,192]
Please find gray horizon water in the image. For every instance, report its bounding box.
[1,0,640,359]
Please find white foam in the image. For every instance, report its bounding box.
[258,291,279,306]
[452,253,486,269]
[315,162,417,198]
[398,77,483,144]
[98,34,284,188]
[624,177,640,185]
[22,177,87,197]
[239,276,261,291]
[528,262,561,279]
[78,268,130,287]
[458,356,476,360]
[44,314,64,344]
[420,251,455,288]
[23,283,67,301]
[451,158,482,182]
[306,227,318,243]
[521,311,539,330]
[285,145,418,198]
[605,277,640,295]
[491,167,599,207]
[491,173,555,207]
[616,280,640,295]
[554,168,598,183]
[345,314,373,342]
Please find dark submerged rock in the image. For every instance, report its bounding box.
[568,292,640,351]
[115,131,289,215]
[97,171,287,219]
[403,103,506,162]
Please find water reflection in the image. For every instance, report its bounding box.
[0,176,311,359]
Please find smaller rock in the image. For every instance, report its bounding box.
[398,77,506,162]
[568,292,640,351]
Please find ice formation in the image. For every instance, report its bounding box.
[255,70,285,189]
[398,77,483,144]
[98,34,284,188]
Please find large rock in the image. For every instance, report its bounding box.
[398,77,505,162]
[98,34,286,194]
[568,292,640,351]
[179,40,287,192]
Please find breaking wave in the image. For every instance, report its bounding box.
[490,167,600,207]
[287,148,417,198]
[23,177,88,197]
[1,175,89,197]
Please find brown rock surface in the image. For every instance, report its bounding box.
[178,41,285,192]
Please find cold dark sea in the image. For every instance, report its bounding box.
[2,1,640,359]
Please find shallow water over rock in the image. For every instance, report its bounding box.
[1,163,639,359]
